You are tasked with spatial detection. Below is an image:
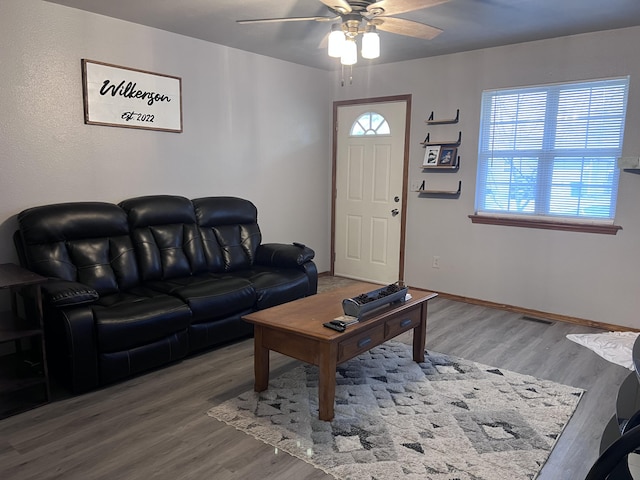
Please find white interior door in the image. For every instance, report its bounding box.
[334,101,407,284]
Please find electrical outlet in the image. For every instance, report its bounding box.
[432,256,440,269]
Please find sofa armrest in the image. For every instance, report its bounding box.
[44,306,100,393]
[255,243,315,268]
[42,279,99,307]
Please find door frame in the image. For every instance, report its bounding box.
[330,94,412,283]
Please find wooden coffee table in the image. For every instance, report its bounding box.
[242,282,437,421]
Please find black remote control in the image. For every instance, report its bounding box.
[323,322,345,332]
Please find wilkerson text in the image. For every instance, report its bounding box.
[99,80,172,106]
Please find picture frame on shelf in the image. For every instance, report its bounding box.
[422,145,441,167]
[438,147,457,166]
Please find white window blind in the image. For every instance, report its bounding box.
[475,77,629,222]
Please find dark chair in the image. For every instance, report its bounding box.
[585,336,640,479]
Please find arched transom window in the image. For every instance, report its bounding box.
[350,112,390,136]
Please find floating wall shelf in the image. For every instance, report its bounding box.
[420,156,460,171]
[414,180,462,196]
[425,109,459,125]
[417,109,462,199]
[420,131,462,147]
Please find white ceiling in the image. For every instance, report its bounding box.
[45,0,640,71]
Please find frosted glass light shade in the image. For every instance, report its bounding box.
[328,26,345,58]
[361,31,380,59]
[341,38,357,65]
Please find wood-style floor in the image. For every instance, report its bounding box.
[0,277,631,480]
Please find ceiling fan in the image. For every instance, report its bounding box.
[237,0,449,66]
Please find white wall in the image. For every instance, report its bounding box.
[3,1,639,329]
[334,27,640,328]
[0,0,333,273]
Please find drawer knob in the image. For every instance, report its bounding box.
[358,337,372,348]
[400,319,412,328]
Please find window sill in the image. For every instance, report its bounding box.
[468,215,622,235]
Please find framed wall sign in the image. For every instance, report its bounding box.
[82,59,182,133]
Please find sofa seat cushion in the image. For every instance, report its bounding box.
[94,293,192,353]
[145,275,256,322]
[235,267,310,310]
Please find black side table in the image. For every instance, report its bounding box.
[0,263,49,418]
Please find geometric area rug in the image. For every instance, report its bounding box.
[208,341,584,480]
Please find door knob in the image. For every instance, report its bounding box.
[391,209,399,216]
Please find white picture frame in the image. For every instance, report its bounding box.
[82,59,182,133]
[422,145,441,167]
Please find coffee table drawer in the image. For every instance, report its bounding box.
[338,326,385,362]
[384,307,421,338]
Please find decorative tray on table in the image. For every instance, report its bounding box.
[342,283,409,319]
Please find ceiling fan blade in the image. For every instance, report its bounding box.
[375,17,442,40]
[367,0,450,16]
[318,0,352,14]
[237,16,336,25]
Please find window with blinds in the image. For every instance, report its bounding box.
[475,77,629,222]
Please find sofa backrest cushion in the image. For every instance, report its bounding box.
[193,197,262,272]
[119,195,207,281]
[17,202,140,294]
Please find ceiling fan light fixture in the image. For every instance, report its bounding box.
[328,23,345,58]
[340,37,358,65]
[361,25,380,59]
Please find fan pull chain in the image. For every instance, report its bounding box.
[340,65,354,87]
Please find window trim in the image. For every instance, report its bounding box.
[468,214,622,235]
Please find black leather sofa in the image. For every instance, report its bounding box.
[14,195,317,393]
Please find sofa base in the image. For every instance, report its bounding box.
[99,330,190,387]
[189,312,254,353]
